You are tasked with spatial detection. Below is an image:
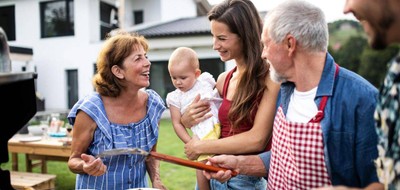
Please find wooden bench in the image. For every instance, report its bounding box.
[26,154,69,173]
[10,171,56,190]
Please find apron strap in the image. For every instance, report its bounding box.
[310,64,340,122]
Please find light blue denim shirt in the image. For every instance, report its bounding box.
[260,53,379,188]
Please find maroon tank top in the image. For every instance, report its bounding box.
[218,67,272,151]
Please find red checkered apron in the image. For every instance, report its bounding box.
[267,65,339,190]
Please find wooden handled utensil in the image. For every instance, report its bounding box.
[97,148,238,176]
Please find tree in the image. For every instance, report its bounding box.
[358,45,400,88]
[332,35,368,72]
[328,20,400,88]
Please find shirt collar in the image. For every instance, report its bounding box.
[316,52,337,98]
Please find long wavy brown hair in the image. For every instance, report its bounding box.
[92,31,149,97]
[208,0,269,129]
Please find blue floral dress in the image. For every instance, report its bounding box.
[67,89,166,190]
[375,53,400,190]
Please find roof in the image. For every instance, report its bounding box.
[132,11,267,38]
[133,16,211,38]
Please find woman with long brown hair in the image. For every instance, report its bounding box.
[181,0,280,189]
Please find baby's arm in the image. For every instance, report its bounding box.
[170,106,192,143]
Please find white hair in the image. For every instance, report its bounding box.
[264,0,329,52]
[269,66,288,83]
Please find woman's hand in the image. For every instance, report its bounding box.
[180,94,212,128]
[81,153,107,176]
[184,135,201,160]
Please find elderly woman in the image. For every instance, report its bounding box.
[67,31,167,190]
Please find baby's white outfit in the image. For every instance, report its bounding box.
[166,72,221,161]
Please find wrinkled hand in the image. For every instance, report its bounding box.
[184,135,201,160]
[181,94,212,128]
[81,153,107,176]
[202,155,240,183]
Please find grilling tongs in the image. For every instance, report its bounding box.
[97,148,238,176]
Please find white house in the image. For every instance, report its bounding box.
[0,0,234,111]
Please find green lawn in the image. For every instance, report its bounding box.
[2,119,196,190]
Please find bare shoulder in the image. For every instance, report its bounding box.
[216,71,229,84]
[216,71,229,94]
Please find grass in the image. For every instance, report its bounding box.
[2,119,196,190]
[157,119,197,189]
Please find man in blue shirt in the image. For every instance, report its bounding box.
[203,1,381,189]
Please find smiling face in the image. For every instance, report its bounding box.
[210,20,243,63]
[343,0,397,49]
[119,45,151,88]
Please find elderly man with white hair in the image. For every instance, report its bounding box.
[202,0,382,189]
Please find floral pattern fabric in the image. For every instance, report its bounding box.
[375,53,400,190]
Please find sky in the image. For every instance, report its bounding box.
[207,0,356,23]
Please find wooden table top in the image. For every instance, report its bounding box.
[8,134,71,157]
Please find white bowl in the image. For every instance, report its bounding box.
[28,125,44,136]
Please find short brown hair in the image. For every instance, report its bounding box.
[93,30,149,97]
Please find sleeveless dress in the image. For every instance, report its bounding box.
[67,89,166,190]
[219,67,272,150]
[210,67,268,190]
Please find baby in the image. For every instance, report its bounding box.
[166,47,221,190]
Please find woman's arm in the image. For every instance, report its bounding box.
[185,75,280,159]
[146,142,167,189]
[170,106,192,143]
[67,111,105,175]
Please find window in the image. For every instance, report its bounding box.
[100,1,118,40]
[40,0,74,38]
[66,69,78,109]
[134,10,143,25]
[0,5,16,41]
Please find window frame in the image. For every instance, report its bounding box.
[99,1,118,40]
[133,10,143,25]
[0,5,16,41]
[40,0,75,38]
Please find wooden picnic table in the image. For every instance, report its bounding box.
[8,134,71,173]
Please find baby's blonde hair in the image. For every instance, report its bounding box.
[168,47,200,72]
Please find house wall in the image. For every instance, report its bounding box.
[0,0,230,111]
[125,0,161,27]
[160,0,197,21]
